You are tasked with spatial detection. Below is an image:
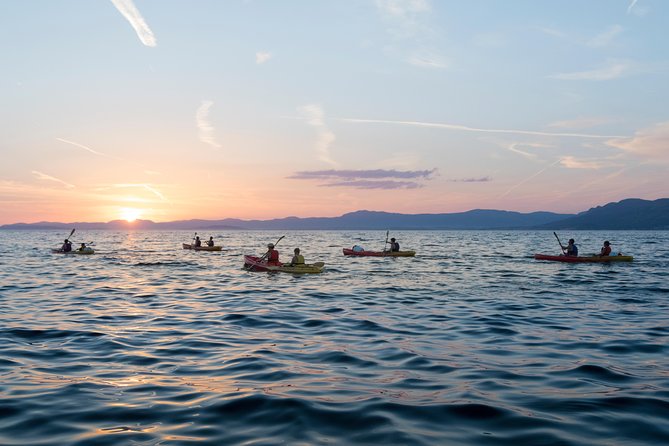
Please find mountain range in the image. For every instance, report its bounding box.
[2,198,667,231]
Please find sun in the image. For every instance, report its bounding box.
[119,207,142,222]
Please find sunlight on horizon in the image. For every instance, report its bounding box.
[119,207,142,222]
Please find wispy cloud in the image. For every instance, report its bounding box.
[407,51,447,68]
[289,168,436,189]
[298,105,336,166]
[549,60,632,81]
[449,176,492,183]
[31,170,75,189]
[256,51,272,64]
[110,183,168,201]
[375,0,431,36]
[627,0,639,14]
[322,180,422,189]
[548,117,613,129]
[560,156,609,170]
[587,25,623,48]
[506,143,541,159]
[56,137,110,157]
[606,121,669,161]
[196,100,221,148]
[341,118,628,138]
[289,169,436,180]
[110,0,156,47]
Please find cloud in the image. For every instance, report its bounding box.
[31,170,75,189]
[110,183,168,201]
[559,156,610,170]
[196,100,221,148]
[549,60,632,81]
[587,25,623,48]
[407,51,447,68]
[341,118,627,138]
[322,180,422,189]
[506,143,539,159]
[298,105,336,165]
[548,117,612,129]
[110,0,156,47]
[627,0,638,14]
[606,121,669,161]
[289,168,436,189]
[449,176,492,183]
[256,51,272,64]
[56,137,110,158]
[289,168,436,180]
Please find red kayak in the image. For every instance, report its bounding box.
[342,248,415,257]
[534,254,633,263]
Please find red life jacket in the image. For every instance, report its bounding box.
[268,249,279,263]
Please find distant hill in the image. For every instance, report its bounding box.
[1,209,571,230]
[541,198,669,230]
[3,198,665,230]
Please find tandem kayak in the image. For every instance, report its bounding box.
[243,255,325,274]
[534,254,633,263]
[183,243,222,251]
[52,247,95,255]
[342,248,416,257]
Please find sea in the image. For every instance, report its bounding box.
[0,230,668,445]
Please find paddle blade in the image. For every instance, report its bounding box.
[69,228,75,238]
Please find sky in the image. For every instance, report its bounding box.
[1,0,668,224]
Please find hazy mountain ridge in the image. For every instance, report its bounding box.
[2,198,666,230]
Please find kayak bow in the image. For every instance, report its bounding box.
[183,243,222,251]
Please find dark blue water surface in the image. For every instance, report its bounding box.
[0,230,668,445]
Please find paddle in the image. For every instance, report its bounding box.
[383,230,389,252]
[553,232,566,254]
[246,235,285,271]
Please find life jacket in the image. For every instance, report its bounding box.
[601,246,611,256]
[391,242,400,252]
[292,254,305,265]
[62,242,72,252]
[268,249,279,263]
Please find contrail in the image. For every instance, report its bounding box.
[627,0,638,14]
[56,138,110,157]
[498,159,562,198]
[110,0,157,47]
[31,170,75,189]
[342,118,627,139]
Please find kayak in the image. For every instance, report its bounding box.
[243,255,325,274]
[52,247,95,255]
[534,254,633,263]
[342,248,416,257]
[183,243,222,251]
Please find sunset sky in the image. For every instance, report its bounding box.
[1,0,668,224]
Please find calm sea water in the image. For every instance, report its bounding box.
[0,230,668,445]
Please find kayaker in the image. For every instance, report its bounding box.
[290,248,305,266]
[390,237,400,252]
[61,239,72,253]
[206,236,214,247]
[564,239,578,256]
[266,243,280,264]
[77,243,87,252]
[599,240,611,256]
[352,245,364,252]
[194,236,202,247]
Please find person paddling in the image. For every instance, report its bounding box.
[599,240,612,257]
[61,239,72,253]
[194,236,202,247]
[266,243,280,265]
[290,248,305,266]
[77,243,87,252]
[564,238,578,257]
[389,237,400,252]
[206,236,214,247]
